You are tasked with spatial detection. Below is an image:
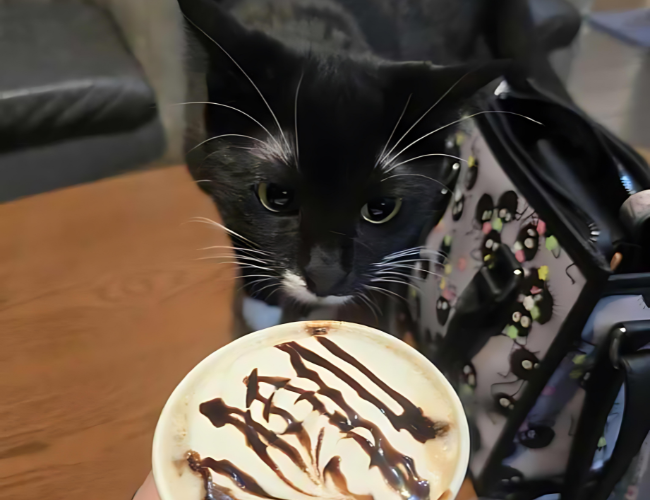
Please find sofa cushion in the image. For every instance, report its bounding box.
[0,1,157,153]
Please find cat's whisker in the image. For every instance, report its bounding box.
[381,247,423,258]
[238,276,277,293]
[380,173,449,190]
[376,264,444,278]
[171,101,281,151]
[375,270,424,281]
[382,153,466,174]
[364,285,407,303]
[197,259,276,273]
[182,16,291,152]
[195,179,213,184]
[374,258,428,267]
[376,93,412,167]
[187,217,261,248]
[265,284,283,302]
[252,280,282,297]
[294,72,304,165]
[355,292,380,322]
[199,245,273,256]
[385,110,543,166]
[379,245,425,260]
[379,70,473,165]
[370,277,420,292]
[201,254,277,267]
[189,133,271,155]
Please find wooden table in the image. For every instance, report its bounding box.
[0,166,235,500]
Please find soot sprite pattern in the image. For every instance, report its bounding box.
[410,126,588,487]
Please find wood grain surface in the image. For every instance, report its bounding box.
[0,166,235,500]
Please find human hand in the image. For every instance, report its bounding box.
[133,472,161,500]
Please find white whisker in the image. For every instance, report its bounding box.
[364,285,407,303]
[199,245,273,256]
[379,246,424,261]
[374,259,427,267]
[375,270,423,281]
[189,133,270,155]
[377,93,412,167]
[380,173,449,190]
[356,292,380,321]
[187,217,260,248]
[379,71,473,165]
[385,110,542,166]
[370,277,420,292]
[382,153,466,174]
[294,72,304,164]
[172,101,281,151]
[200,254,275,266]
[182,16,290,151]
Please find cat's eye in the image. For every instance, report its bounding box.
[257,183,295,213]
[361,197,402,224]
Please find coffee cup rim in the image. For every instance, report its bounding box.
[152,321,470,500]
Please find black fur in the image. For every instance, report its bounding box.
[180,0,505,305]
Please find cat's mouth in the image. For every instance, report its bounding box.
[281,271,353,306]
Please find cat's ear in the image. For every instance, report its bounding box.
[381,60,510,105]
[178,0,299,77]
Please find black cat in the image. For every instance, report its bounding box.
[179,0,505,322]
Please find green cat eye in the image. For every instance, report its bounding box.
[361,197,402,224]
[257,182,295,213]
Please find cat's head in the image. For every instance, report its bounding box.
[180,0,505,305]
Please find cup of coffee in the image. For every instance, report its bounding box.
[152,321,469,500]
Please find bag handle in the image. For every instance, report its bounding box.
[562,321,650,500]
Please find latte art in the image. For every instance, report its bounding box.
[154,322,465,500]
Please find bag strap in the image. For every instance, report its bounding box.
[562,321,650,500]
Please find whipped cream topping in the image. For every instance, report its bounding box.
[177,323,459,500]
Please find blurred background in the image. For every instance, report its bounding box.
[0,0,649,499]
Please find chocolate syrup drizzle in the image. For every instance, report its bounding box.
[188,331,448,500]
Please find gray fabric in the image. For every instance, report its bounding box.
[0,118,164,203]
[0,0,157,152]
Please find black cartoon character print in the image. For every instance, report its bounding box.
[493,392,517,416]
[462,362,477,389]
[451,190,464,221]
[436,296,451,325]
[434,234,452,274]
[520,269,554,325]
[495,466,524,489]
[496,191,518,223]
[464,155,479,190]
[480,230,502,267]
[475,194,494,229]
[502,268,554,340]
[517,424,555,449]
[505,303,533,338]
[514,222,540,263]
[510,348,540,380]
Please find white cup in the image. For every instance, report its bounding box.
[152,321,470,500]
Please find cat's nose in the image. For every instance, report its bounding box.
[303,246,349,297]
[304,265,349,297]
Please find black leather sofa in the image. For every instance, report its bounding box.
[0,1,165,203]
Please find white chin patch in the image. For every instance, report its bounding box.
[281,271,352,306]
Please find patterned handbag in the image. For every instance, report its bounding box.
[409,80,650,500]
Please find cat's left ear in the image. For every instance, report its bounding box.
[179,0,300,78]
[381,60,511,105]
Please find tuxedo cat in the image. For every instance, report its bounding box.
[178,0,505,332]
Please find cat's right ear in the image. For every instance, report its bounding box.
[178,0,299,77]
